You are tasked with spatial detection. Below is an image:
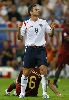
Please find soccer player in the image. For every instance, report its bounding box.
[53,19,69,87]
[17,4,55,99]
[5,68,41,96]
[5,68,61,97]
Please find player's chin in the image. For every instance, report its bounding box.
[34,13,40,16]
[37,12,40,16]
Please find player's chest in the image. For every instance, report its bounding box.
[26,22,45,34]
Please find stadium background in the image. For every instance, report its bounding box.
[0,0,69,100]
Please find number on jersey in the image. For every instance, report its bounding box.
[29,76,36,89]
[35,28,38,34]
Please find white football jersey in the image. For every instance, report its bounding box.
[21,18,52,46]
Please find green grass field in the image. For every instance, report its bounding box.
[0,78,69,100]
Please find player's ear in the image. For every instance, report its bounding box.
[30,11,32,15]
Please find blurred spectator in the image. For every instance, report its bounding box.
[16,40,25,64]
[14,0,20,6]
[0,2,7,23]
[1,40,15,67]
[48,0,56,10]
[11,47,19,70]
[0,1,8,16]
[0,23,8,42]
[2,15,11,24]
[63,0,69,20]
[17,0,28,20]
[6,0,13,12]
[11,17,18,25]
[54,0,64,21]
[8,4,22,21]
[63,0,68,14]
[0,14,10,24]
[30,0,38,5]
[41,0,51,20]
[23,0,32,6]
[48,13,60,25]
[0,14,5,23]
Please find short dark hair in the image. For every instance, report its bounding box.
[28,4,40,15]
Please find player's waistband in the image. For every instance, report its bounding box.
[26,45,45,48]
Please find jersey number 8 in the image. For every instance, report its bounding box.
[35,28,38,34]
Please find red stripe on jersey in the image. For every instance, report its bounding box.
[24,22,26,26]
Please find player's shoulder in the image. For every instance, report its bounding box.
[39,18,47,22]
[22,19,30,26]
[25,19,30,23]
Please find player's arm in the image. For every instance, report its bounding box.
[57,31,62,49]
[45,22,55,51]
[48,23,55,37]
[45,21,55,37]
[17,22,26,40]
[48,80,61,97]
[17,26,23,40]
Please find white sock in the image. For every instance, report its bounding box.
[41,75,47,95]
[20,75,28,96]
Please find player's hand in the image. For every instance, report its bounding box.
[16,24,22,40]
[50,22,55,28]
[16,25,21,30]
[50,22,55,37]
[57,93,62,97]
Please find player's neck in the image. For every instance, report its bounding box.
[30,15,39,22]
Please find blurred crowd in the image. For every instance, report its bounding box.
[0,0,69,23]
[0,40,25,70]
[0,0,69,70]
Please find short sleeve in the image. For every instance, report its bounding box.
[45,21,52,34]
[20,22,26,36]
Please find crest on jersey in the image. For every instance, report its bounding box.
[39,24,43,28]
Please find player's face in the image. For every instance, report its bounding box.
[31,6,42,16]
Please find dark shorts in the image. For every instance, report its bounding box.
[23,46,47,68]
